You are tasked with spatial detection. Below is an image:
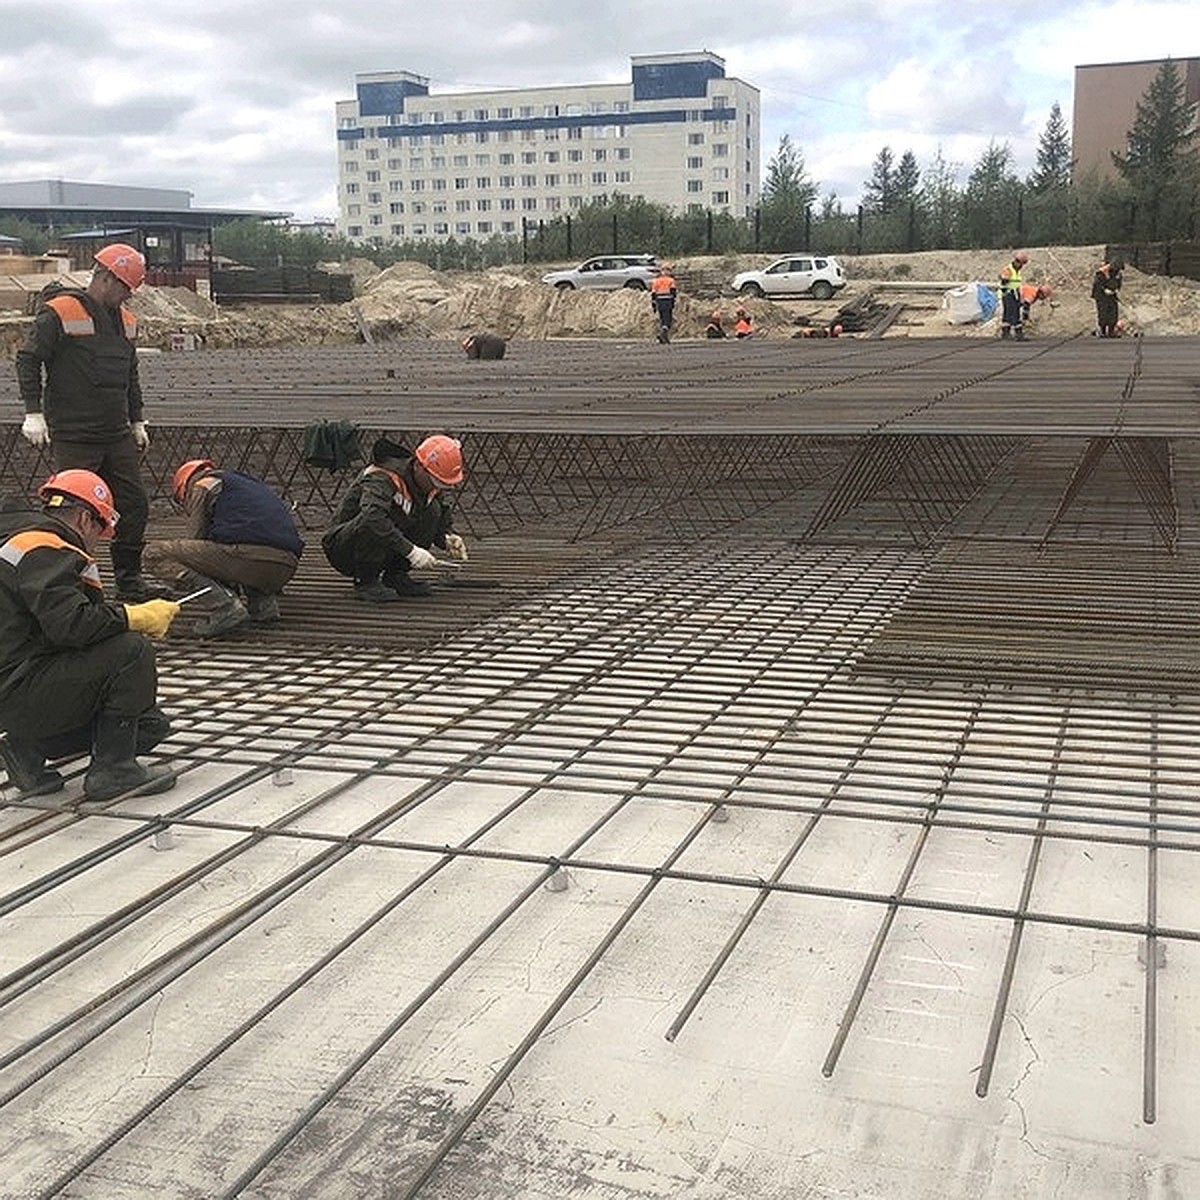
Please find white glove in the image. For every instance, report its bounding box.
[444,533,469,561]
[131,421,150,451]
[21,412,50,448]
[406,544,437,570]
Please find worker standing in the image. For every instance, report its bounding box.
[998,251,1030,340]
[1092,258,1123,338]
[0,470,179,802]
[322,434,468,603]
[650,264,678,343]
[145,459,304,637]
[15,243,172,603]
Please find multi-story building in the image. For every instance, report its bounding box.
[1072,57,1200,183]
[334,51,760,243]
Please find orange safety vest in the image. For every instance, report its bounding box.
[650,274,676,296]
[45,294,138,340]
[0,529,104,590]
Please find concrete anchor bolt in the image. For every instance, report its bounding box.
[544,866,569,893]
[711,804,730,823]
[152,826,176,851]
[273,767,295,786]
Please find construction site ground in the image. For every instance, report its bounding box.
[2,267,1200,1197]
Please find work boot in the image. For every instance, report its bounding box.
[0,733,65,796]
[136,707,173,755]
[1014,327,1025,341]
[383,568,433,598]
[1000,326,1011,339]
[115,574,175,603]
[244,588,281,623]
[181,572,250,638]
[354,579,400,603]
[83,712,176,804]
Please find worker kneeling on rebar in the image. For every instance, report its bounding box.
[145,460,305,638]
[0,470,178,803]
[321,434,468,603]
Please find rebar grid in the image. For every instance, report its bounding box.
[2,539,1199,1196]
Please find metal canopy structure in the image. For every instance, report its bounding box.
[3,334,1200,1198]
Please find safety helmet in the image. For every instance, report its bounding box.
[38,469,119,538]
[172,458,214,504]
[94,243,147,290]
[414,434,465,486]
[1013,251,1029,265]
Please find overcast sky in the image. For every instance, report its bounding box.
[0,1,1189,222]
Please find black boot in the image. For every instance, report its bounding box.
[383,567,432,597]
[181,571,250,638]
[84,712,176,803]
[244,587,281,623]
[1,733,65,796]
[115,574,175,603]
[353,577,400,603]
[136,707,173,755]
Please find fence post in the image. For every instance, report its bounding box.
[908,202,916,251]
[522,218,529,264]
[612,213,619,253]
[707,210,714,252]
[856,206,864,256]
[566,215,572,258]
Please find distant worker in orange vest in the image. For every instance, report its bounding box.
[704,310,727,338]
[734,306,754,338]
[15,243,172,603]
[650,263,678,343]
[1020,283,1053,324]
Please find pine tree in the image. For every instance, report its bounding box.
[1111,58,1199,239]
[1028,102,1072,193]
[894,151,921,205]
[862,146,896,214]
[759,135,818,249]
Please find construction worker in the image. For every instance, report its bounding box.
[1020,283,1053,324]
[15,243,172,603]
[1092,258,1123,337]
[734,307,754,338]
[650,264,677,343]
[145,460,305,637]
[998,251,1030,340]
[704,310,727,339]
[321,434,468,603]
[0,470,179,802]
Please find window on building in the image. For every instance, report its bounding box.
[366,169,380,182]
[344,139,361,151]
[521,151,536,164]
[474,108,488,121]
[409,112,423,124]
[712,143,728,157]
[497,107,512,119]
[411,179,425,191]
[456,199,470,212]
[522,197,538,210]
[475,153,490,165]
[389,180,403,192]
[367,191,381,204]
[387,158,402,170]
[369,214,383,226]
[687,180,703,192]
[349,225,363,236]
[477,198,491,211]
[431,155,445,168]
[452,154,468,166]
[544,104,558,117]
[593,149,607,161]
[366,148,379,160]
[520,129,536,141]
[344,161,360,173]
[568,195,583,209]
[476,176,491,189]
[345,182,360,195]
[545,127,559,141]
[475,131,489,143]
[521,173,537,187]
[713,94,729,108]
[567,171,582,185]
[712,191,730,205]
[432,200,446,213]
[544,173,559,186]
[687,157,702,169]
[431,178,446,191]
[567,127,582,140]
[430,133,444,145]
[499,152,514,165]
[501,220,516,232]
[615,147,631,161]
[519,105,534,117]
[455,177,469,189]
[500,197,515,211]
[592,126,607,139]
[497,130,512,142]
[546,196,561,211]
[592,171,607,184]
[434,221,449,234]
[391,224,404,235]
[411,223,425,235]
[478,220,492,233]
[389,201,404,214]
[614,101,629,113]
[347,203,361,215]
[412,201,426,214]
[430,111,443,123]
[544,150,560,163]
[615,170,631,183]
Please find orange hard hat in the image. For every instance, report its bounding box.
[414,434,465,486]
[1013,251,1029,265]
[39,469,119,538]
[172,458,214,504]
[94,243,147,290]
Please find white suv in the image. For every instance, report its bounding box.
[542,254,660,291]
[731,255,845,300]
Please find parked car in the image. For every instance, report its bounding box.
[731,255,846,301]
[542,254,660,291]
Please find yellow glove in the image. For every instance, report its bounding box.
[124,599,181,638]
[444,533,469,561]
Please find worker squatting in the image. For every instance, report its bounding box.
[3,243,470,806]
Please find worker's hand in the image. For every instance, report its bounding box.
[21,413,50,448]
[444,533,469,561]
[406,544,437,570]
[131,421,151,451]
[124,599,181,638]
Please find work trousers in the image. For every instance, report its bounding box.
[0,632,158,753]
[1000,290,1022,331]
[145,539,298,594]
[51,433,150,583]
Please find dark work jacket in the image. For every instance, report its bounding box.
[14,288,144,441]
[0,509,129,699]
[188,471,304,557]
[321,458,453,575]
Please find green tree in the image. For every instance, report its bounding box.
[1111,58,1199,239]
[759,134,818,250]
[863,146,897,214]
[964,141,1024,247]
[919,147,964,249]
[1028,102,1072,193]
